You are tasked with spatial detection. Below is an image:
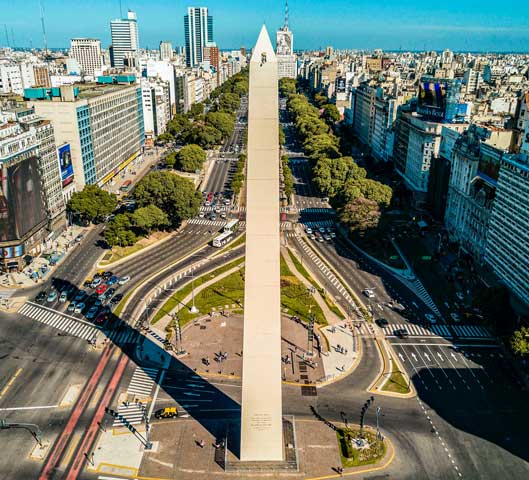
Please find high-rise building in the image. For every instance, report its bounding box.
[159,41,173,61]
[184,7,213,68]
[276,0,297,79]
[27,79,144,190]
[110,10,139,69]
[203,44,219,71]
[70,38,103,76]
[485,153,529,306]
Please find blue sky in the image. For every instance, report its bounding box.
[1,0,529,51]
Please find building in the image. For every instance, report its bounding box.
[417,75,462,123]
[485,153,529,306]
[33,66,51,87]
[70,38,103,76]
[110,10,139,69]
[275,2,297,79]
[203,44,219,72]
[27,79,144,191]
[0,109,66,270]
[159,41,173,61]
[184,7,213,68]
[141,78,171,147]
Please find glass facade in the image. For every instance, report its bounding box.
[76,105,96,184]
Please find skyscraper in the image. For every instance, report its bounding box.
[70,38,103,76]
[159,41,173,61]
[110,10,139,69]
[276,0,297,79]
[184,7,213,68]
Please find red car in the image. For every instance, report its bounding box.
[95,312,108,324]
[95,284,107,295]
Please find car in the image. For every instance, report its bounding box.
[330,232,336,238]
[74,290,86,302]
[220,212,227,219]
[310,234,316,240]
[363,289,375,299]
[95,311,108,324]
[74,302,85,314]
[91,277,102,288]
[425,313,437,324]
[67,302,76,313]
[450,312,461,323]
[111,293,124,304]
[210,214,217,221]
[224,199,230,205]
[106,287,116,297]
[83,280,92,288]
[107,275,119,286]
[394,328,409,338]
[318,227,326,233]
[154,407,178,419]
[306,227,313,234]
[35,291,47,303]
[317,236,324,242]
[95,284,107,295]
[376,318,389,328]
[323,234,331,241]
[198,211,205,218]
[59,291,68,303]
[102,271,113,279]
[75,234,84,243]
[86,306,99,319]
[118,276,130,285]
[204,201,211,207]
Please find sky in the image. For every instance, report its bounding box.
[1,0,529,52]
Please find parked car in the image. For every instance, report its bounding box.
[91,277,102,288]
[95,284,107,295]
[111,293,124,304]
[75,234,84,243]
[102,271,113,279]
[86,306,99,319]
[67,301,76,313]
[83,279,93,288]
[95,311,108,324]
[59,291,68,303]
[74,302,85,314]
[450,312,461,323]
[35,291,47,303]
[107,275,119,286]
[74,290,86,302]
[118,276,130,285]
[154,407,178,419]
[425,313,437,324]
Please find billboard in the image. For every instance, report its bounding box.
[418,81,447,120]
[0,156,48,242]
[57,143,74,187]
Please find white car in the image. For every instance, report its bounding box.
[198,211,205,218]
[74,302,85,314]
[425,313,437,324]
[118,276,130,285]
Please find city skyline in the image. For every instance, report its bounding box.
[0,0,528,52]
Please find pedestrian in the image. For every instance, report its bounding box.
[337,466,344,476]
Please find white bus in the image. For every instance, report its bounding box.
[212,231,234,248]
[223,219,239,233]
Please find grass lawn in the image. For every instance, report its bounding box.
[100,243,145,266]
[113,289,134,318]
[381,360,410,394]
[336,428,386,468]
[287,249,345,320]
[151,257,245,324]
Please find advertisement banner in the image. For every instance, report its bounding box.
[57,143,74,187]
[0,156,48,242]
[418,81,447,120]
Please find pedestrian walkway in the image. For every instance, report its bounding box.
[299,207,335,215]
[383,323,492,339]
[18,302,99,341]
[188,219,227,227]
[113,366,159,427]
[320,321,360,382]
[300,219,335,228]
[106,328,139,345]
[406,277,442,317]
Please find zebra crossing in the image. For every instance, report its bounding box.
[113,366,159,427]
[200,205,232,213]
[106,328,139,345]
[188,218,227,227]
[383,323,493,339]
[299,207,335,215]
[300,219,335,228]
[406,278,442,317]
[18,302,99,341]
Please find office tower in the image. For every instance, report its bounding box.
[159,41,173,61]
[110,10,139,69]
[70,38,103,76]
[184,7,213,67]
[27,79,144,190]
[276,0,297,79]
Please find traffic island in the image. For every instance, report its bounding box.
[336,426,386,468]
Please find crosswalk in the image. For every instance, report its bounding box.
[298,207,335,215]
[106,328,139,345]
[18,302,99,341]
[404,278,442,317]
[200,205,232,213]
[113,366,159,427]
[187,218,247,229]
[300,219,335,228]
[383,323,493,339]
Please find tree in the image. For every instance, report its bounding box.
[313,93,328,108]
[279,78,296,97]
[181,124,223,148]
[218,92,240,113]
[134,171,201,226]
[103,213,137,247]
[279,125,286,146]
[164,151,177,168]
[132,204,169,233]
[322,104,341,124]
[205,111,235,138]
[68,185,117,223]
[312,156,356,197]
[511,327,529,357]
[187,102,204,119]
[231,80,248,96]
[339,197,381,234]
[156,132,174,144]
[282,156,294,199]
[176,144,207,172]
[167,114,191,137]
[358,178,393,208]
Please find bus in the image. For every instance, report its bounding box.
[212,231,234,248]
[223,219,239,233]
[120,179,132,192]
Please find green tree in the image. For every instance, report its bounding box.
[322,103,341,124]
[167,114,191,137]
[181,124,223,148]
[218,92,240,112]
[176,144,207,172]
[187,102,204,118]
[313,93,328,108]
[68,185,117,223]
[279,78,296,97]
[134,171,201,226]
[312,156,356,197]
[103,213,137,247]
[282,156,294,199]
[339,197,381,234]
[164,151,177,168]
[232,80,248,96]
[358,178,393,208]
[511,327,529,357]
[156,132,174,144]
[205,111,235,138]
[132,204,169,233]
[279,125,286,146]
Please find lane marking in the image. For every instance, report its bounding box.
[0,368,23,400]
[0,404,58,411]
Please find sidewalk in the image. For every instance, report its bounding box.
[0,224,86,290]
